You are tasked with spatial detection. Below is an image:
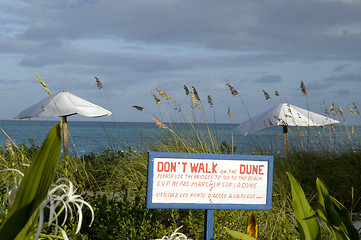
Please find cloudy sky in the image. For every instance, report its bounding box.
[1,0,360,124]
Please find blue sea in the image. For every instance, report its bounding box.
[0,120,360,155]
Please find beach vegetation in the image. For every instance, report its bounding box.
[286,172,358,239]
[0,123,94,239]
[0,123,62,240]
[0,78,360,239]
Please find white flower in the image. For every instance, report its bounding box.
[0,168,24,212]
[36,177,94,239]
[1,168,94,240]
[156,226,192,240]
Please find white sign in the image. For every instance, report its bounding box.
[146,152,273,210]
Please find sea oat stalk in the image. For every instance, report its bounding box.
[155,89,208,152]
[36,73,51,96]
[228,106,234,154]
[190,86,216,153]
[152,118,190,152]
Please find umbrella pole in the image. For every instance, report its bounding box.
[283,125,289,158]
[61,116,68,156]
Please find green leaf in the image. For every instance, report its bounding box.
[225,227,257,240]
[287,172,321,240]
[316,178,350,240]
[331,197,360,240]
[0,123,62,240]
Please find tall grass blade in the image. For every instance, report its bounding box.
[287,172,321,240]
[0,123,62,240]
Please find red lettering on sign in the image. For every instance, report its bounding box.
[212,163,217,173]
[190,163,217,173]
[157,161,176,172]
[259,165,264,175]
[239,164,265,175]
[181,162,187,172]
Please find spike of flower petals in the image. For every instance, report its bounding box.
[1,168,94,240]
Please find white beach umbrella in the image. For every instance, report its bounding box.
[15,91,112,155]
[237,103,339,156]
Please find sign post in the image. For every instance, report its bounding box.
[146,152,274,239]
[204,210,214,240]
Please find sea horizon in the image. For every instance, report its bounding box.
[1,119,360,156]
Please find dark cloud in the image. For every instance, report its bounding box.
[19,57,66,67]
[334,64,349,72]
[1,0,360,76]
[331,89,351,96]
[326,73,361,82]
[304,73,361,93]
[2,0,359,61]
[0,79,22,92]
[0,79,20,85]
[0,0,361,121]
[254,75,282,83]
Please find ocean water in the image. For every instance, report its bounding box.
[0,120,247,154]
[0,120,159,154]
[0,120,360,155]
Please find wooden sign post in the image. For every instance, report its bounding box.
[146,152,274,240]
